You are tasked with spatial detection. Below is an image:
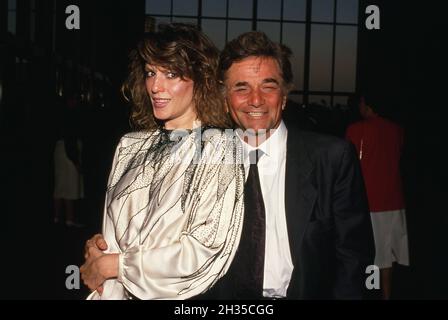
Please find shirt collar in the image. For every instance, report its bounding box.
[237,120,288,163]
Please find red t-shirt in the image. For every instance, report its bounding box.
[346,116,405,212]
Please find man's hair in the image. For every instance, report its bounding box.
[358,88,386,116]
[122,23,231,130]
[218,31,294,92]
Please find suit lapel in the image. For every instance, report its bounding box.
[285,127,317,264]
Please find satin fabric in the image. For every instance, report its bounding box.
[88,127,244,300]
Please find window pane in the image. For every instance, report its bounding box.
[283,0,306,21]
[309,95,331,107]
[333,96,349,108]
[229,0,252,19]
[337,0,359,24]
[8,0,17,10]
[228,20,252,41]
[202,0,227,17]
[144,16,156,32]
[334,26,357,92]
[8,12,16,34]
[145,0,171,15]
[282,23,305,91]
[287,94,303,105]
[172,17,198,25]
[173,0,198,16]
[202,19,226,50]
[257,22,280,42]
[30,12,36,41]
[309,25,333,91]
[154,17,172,30]
[258,0,281,20]
[311,0,334,23]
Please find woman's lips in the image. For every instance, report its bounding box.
[152,98,170,108]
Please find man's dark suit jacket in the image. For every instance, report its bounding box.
[197,124,375,300]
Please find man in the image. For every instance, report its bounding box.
[204,31,375,299]
[346,94,409,299]
[84,31,374,299]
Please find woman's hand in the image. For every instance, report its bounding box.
[84,234,108,259]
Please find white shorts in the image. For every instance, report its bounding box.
[370,209,410,269]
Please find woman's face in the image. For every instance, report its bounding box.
[145,64,197,129]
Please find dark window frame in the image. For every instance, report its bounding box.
[7,0,18,34]
[145,0,359,107]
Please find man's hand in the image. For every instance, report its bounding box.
[80,249,118,292]
[83,234,109,295]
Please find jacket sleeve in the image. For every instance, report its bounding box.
[332,141,375,299]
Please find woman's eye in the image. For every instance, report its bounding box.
[166,71,178,79]
[146,71,155,78]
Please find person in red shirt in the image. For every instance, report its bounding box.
[346,94,409,299]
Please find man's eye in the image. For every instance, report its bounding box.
[166,71,178,79]
[234,87,249,93]
[261,85,278,92]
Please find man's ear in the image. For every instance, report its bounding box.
[282,95,287,110]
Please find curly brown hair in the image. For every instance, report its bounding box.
[122,23,231,130]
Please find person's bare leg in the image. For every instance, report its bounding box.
[380,267,393,300]
[53,198,63,223]
[65,199,83,227]
[65,199,75,223]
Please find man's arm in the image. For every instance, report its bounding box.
[80,250,118,291]
[332,142,375,299]
[83,234,108,294]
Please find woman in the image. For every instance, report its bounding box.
[81,23,244,300]
[53,95,84,227]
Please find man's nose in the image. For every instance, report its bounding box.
[248,88,264,107]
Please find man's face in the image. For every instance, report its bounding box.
[359,96,370,119]
[224,56,287,138]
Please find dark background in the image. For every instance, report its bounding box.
[1,0,447,299]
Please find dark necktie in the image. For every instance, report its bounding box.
[229,149,266,298]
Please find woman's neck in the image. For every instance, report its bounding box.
[163,118,201,130]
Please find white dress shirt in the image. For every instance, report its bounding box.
[237,121,294,298]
